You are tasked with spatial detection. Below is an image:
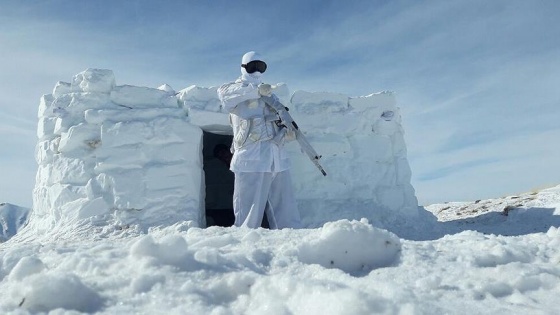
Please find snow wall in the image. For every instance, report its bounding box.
[32,68,417,232]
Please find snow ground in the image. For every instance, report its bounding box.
[1,185,560,314]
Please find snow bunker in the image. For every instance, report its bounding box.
[33,68,417,231]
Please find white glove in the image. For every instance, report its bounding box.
[284,129,296,142]
[258,83,272,97]
[261,94,286,112]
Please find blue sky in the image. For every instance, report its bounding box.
[1,0,559,207]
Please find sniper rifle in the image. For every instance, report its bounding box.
[261,95,327,176]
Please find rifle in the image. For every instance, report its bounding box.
[261,95,327,176]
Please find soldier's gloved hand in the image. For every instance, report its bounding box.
[261,94,286,112]
[284,128,296,142]
[258,83,272,97]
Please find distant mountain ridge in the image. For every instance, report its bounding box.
[0,203,30,242]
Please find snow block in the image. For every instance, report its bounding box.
[187,109,231,134]
[84,108,185,125]
[38,94,54,118]
[349,91,396,112]
[101,121,152,148]
[48,155,93,186]
[291,91,349,115]
[72,68,115,93]
[37,117,57,140]
[58,123,100,154]
[48,183,87,211]
[145,164,193,191]
[178,85,222,112]
[35,140,56,165]
[110,85,178,109]
[52,81,73,98]
[53,116,74,135]
[65,92,113,117]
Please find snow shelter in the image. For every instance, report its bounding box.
[32,69,418,232]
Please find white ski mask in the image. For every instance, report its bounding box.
[240,51,266,85]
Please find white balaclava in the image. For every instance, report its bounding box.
[240,51,264,85]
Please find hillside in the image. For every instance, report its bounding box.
[424,185,560,238]
[0,203,30,243]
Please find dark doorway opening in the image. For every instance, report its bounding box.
[203,131,269,228]
[203,131,235,227]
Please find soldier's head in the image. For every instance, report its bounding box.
[241,51,267,80]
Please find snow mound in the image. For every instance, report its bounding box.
[10,272,103,313]
[298,219,401,275]
[130,234,198,271]
[7,256,45,281]
[246,275,394,315]
[2,196,560,315]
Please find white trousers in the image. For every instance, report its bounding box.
[233,170,301,229]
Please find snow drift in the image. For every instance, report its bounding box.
[2,186,560,314]
[31,68,417,233]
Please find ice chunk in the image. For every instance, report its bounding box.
[72,68,115,93]
[52,81,73,98]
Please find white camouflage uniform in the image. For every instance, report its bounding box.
[217,51,301,229]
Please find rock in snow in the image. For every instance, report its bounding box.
[30,68,418,234]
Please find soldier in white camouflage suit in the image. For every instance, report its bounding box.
[217,51,301,229]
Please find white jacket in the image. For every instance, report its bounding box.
[218,78,291,173]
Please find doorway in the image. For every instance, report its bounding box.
[203,131,235,227]
[202,131,269,228]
